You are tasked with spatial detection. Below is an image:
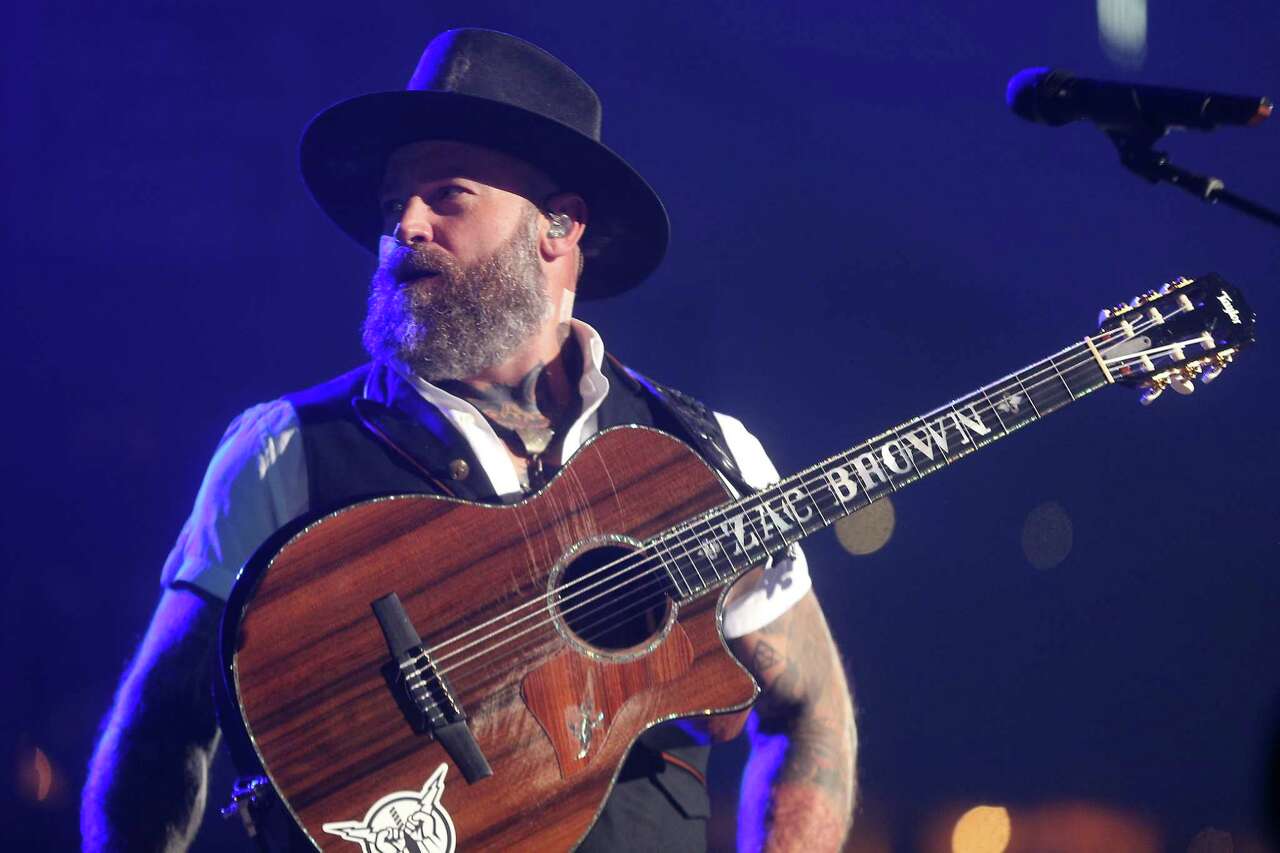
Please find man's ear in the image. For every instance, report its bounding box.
[539,192,588,261]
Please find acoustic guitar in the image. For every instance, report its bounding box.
[218,274,1254,851]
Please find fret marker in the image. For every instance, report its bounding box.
[720,513,759,555]
[782,488,815,524]
[851,451,889,491]
[826,466,860,504]
[996,392,1024,414]
[903,429,938,461]
[905,416,953,459]
[879,441,913,475]
[758,500,795,538]
[753,505,778,542]
[953,403,992,438]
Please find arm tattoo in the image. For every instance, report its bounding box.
[732,591,858,849]
[751,629,846,802]
[747,639,781,673]
[780,718,848,795]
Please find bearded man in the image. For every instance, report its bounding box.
[82,29,856,852]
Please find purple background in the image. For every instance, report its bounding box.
[4,2,1278,849]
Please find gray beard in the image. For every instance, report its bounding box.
[362,212,550,382]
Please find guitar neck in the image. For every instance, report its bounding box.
[653,335,1112,601]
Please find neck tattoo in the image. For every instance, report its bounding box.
[439,334,583,460]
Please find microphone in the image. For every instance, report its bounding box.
[1006,67,1272,132]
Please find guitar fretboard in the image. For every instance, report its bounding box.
[649,337,1111,601]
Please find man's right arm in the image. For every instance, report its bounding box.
[82,399,308,852]
[82,587,222,852]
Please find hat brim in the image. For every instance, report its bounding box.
[299,90,669,300]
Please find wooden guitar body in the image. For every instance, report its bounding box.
[222,426,759,851]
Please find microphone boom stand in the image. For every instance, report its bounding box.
[1108,129,1280,230]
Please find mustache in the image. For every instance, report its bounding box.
[383,244,448,283]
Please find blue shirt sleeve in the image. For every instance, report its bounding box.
[160,400,309,601]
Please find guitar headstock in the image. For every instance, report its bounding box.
[1094,273,1255,404]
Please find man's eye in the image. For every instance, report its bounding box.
[432,186,467,203]
[381,199,405,217]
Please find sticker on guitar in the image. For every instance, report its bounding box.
[322,763,456,853]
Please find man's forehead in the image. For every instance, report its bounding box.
[380,140,552,196]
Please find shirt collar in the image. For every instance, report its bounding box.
[365,319,612,493]
[382,318,608,418]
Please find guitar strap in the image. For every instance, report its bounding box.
[600,353,754,499]
[336,356,756,506]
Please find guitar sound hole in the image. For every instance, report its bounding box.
[557,544,672,651]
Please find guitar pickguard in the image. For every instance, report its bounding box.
[520,624,695,779]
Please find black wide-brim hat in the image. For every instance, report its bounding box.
[300,29,669,300]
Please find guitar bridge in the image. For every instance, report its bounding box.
[371,593,493,783]
[396,644,471,728]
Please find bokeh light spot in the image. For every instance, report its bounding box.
[1188,827,1235,853]
[17,742,56,804]
[33,746,52,802]
[1021,501,1073,570]
[835,496,895,556]
[951,804,1011,853]
[1097,0,1148,68]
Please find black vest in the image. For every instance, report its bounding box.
[283,358,749,851]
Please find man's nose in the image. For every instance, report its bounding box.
[395,197,433,244]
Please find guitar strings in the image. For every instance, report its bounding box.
[417,325,1123,661]
[539,310,1201,633]
[418,310,1188,685]
[469,332,1195,675]
[558,310,1200,647]
[423,343,1174,697]
[416,330,1112,668]
[415,308,1199,688]
[426,328,1187,692]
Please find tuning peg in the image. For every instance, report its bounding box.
[1201,364,1224,384]
[1170,374,1196,395]
[1100,301,1139,321]
[1139,381,1166,406]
